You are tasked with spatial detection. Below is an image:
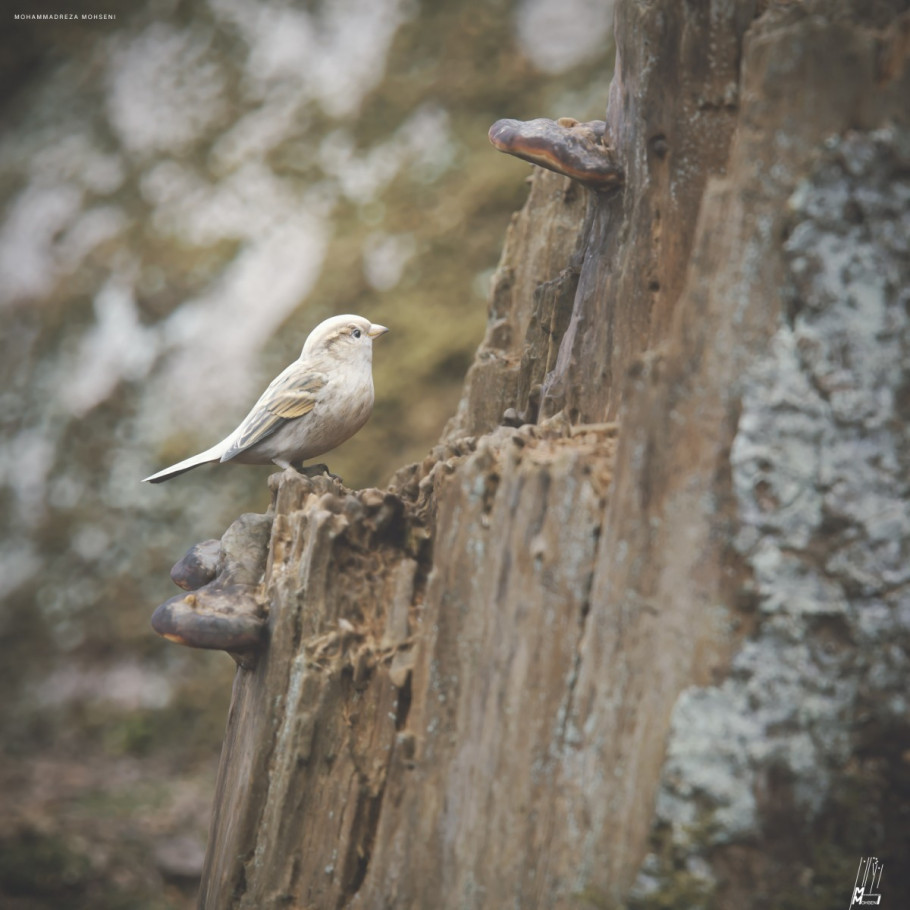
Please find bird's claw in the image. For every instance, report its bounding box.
[300,462,342,482]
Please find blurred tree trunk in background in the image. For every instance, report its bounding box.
[194,1,910,907]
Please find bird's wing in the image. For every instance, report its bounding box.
[221,368,327,462]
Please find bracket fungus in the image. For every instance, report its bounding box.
[150,512,273,669]
[488,117,624,191]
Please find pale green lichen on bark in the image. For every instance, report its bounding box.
[629,125,910,909]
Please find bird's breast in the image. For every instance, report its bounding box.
[236,371,374,464]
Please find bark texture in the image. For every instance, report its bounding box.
[180,2,910,907]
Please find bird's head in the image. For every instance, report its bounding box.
[302,314,389,363]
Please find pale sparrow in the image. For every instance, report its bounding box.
[143,314,388,483]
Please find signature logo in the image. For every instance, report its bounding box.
[850,857,883,907]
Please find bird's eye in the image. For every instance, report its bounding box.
[352,328,362,338]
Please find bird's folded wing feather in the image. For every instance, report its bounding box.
[221,369,327,462]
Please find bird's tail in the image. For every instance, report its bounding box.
[142,441,227,484]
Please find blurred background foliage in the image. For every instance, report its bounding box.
[0,0,613,905]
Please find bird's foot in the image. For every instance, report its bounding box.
[300,462,342,482]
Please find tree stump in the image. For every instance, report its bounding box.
[149,2,910,906]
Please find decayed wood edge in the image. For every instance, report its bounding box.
[196,452,460,907]
[350,424,619,908]
[195,423,620,909]
[442,167,591,440]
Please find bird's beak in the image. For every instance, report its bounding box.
[368,324,389,339]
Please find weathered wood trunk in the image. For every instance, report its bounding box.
[179,1,910,907]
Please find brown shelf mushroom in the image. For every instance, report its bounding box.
[488,117,623,191]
